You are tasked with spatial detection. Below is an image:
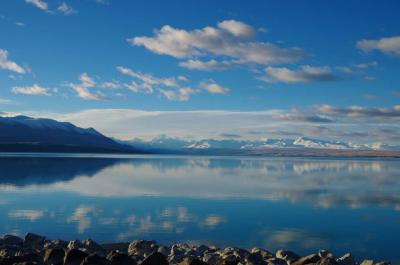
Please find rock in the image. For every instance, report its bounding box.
[266,258,287,265]
[179,257,208,265]
[82,239,106,256]
[140,252,168,265]
[0,245,21,257]
[246,252,268,265]
[80,254,111,265]
[0,255,29,265]
[337,253,355,265]
[3,234,23,246]
[317,257,339,265]
[360,260,374,265]
[319,250,334,259]
[24,233,45,250]
[128,240,157,257]
[157,245,169,256]
[68,240,84,250]
[276,250,300,263]
[292,254,320,265]
[64,249,89,265]
[251,248,273,260]
[203,253,221,265]
[43,248,65,265]
[101,243,130,254]
[375,262,391,265]
[107,251,136,265]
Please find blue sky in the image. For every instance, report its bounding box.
[0,0,400,144]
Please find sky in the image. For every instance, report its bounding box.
[0,0,400,144]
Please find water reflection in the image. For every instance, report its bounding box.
[0,155,399,263]
[1,156,399,209]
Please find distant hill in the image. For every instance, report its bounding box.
[0,115,140,153]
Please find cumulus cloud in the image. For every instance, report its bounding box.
[57,2,77,15]
[200,80,230,94]
[68,73,106,100]
[12,84,51,96]
[159,87,198,101]
[317,105,400,119]
[179,59,233,71]
[261,65,338,83]
[129,20,306,66]
[0,49,26,74]
[357,36,400,56]
[25,0,48,11]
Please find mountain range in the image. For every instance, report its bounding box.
[0,115,139,153]
[0,115,399,156]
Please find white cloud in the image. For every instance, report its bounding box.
[261,65,338,83]
[357,36,400,56]
[179,59,232,71]
[0,49,26,74]
[353,61,378,69]
[68,73,106,100]
[57,2,77,15]
[200,80,230,94]
[159,87,198,101]
[124,81,153,93]
[0,98,14,104]
[100,81,121,89]
[117,66,178,87]
[129,20,306,66]
[9,209,44,222]
[25,0,48,11]
[15,22,25,27]
[12,84,51,96]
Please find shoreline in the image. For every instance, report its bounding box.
[0,233,391,265]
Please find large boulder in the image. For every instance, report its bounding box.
[107,251,136,265]
[337,253,355,265]
[43,248,65,265]
[80,254,111,265]
[292,254,320,265]
[128,240,157,257]
[360,260,374,265]
[3,234,23,246]
[64,249,88,265]
[276,250,300,263]
[82,239,106,256]
[24,233,45,250]
[317,257,339,265]
[140,252,168,265]
[246,252,268,265]
[179,257,208,265]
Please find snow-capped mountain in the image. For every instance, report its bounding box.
[126,135,400,153]
[0,115,138,153]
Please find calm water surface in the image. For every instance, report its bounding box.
[0,154,399,263]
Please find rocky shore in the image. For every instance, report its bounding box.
[0,233,390,265]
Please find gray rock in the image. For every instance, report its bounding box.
[374,262,391,265]
[107,251,136,265]
[0,245,21,257]
[68,240,84,250]
[101,243,130,254]
[24,233,45,250]
[292,254,320,265]
[179,257,208,265]
[157,245,169,256]
[140,252,168,265]
[266,257,287,265]
[319,250,334,259]
[82,239,106,256]
[276,250,300,263]
[128,240,157,257]
[43,248,65,265]
[337,253,355,265]
[251,248,273,260]
[246,252,268,265]
[360,260,374,265]
[64,249,88,265]
[317,257,339,265]
[3,234,23,246]
[80,254,111,265]
[203,253,221,265]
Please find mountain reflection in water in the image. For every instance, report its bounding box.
[0,155,399,263]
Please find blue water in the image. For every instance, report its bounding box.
[0,154,399,263]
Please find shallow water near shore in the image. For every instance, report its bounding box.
[0,154,399,263]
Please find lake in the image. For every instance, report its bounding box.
[0,154,399,263]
